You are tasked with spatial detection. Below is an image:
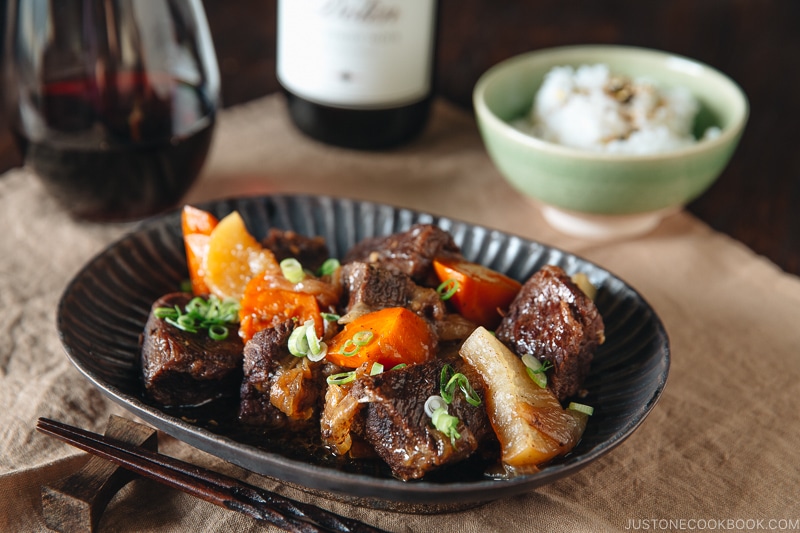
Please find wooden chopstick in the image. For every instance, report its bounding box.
[36,417,386,533]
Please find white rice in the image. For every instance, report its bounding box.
[514,64,720,154]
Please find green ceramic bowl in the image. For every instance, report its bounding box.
[473,45,748,238]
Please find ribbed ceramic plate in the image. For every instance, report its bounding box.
[57,195,669,512]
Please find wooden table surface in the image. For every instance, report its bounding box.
[2,0,798,275]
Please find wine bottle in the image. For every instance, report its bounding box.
[276,0,437,150]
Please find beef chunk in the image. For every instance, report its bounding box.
[141,293,243,407]
[495,265,605,402]
[261,228,330,273]
[348,358,493,481]
[339,261,445,323]
[239,320,324,428]
[238,321,292,427]
[343,224,462,287]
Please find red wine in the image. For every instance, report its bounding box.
[14,71,215,221]
[277,0,437,150]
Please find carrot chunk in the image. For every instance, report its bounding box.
[326,307,437,369]
[433,257,522,329]
[181,206,218,295]
[182,204,218,236]
[238,281,323,344]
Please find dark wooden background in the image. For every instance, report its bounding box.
[2,1,799,275]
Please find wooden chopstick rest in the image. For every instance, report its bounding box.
[41,415,158,533]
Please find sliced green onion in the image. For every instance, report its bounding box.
[317,258,340,277]
[521,354,552,389]
[436,278,460,301]
[352,330,374,346]
[287,324,310,357]
[165,316,192,333]
[307,341,328,362]
[338,339,360,357]
[440,366,453,402]
[326,371,356,386]
[288,319,327,361]
[431,406,461,445]
[424,395,448,417]
[425,395,463,447]
[568,402,594,416]
[223,309,239,323]
[173,310,195,326]
[154,306,179,320]
[391,363,407,370]
[217,299,240,324]
[304,320,321,354]
[208,324,229,341]
[179,314,201,331]
[525,367,547,388]
[370,362,384,376]
[332,331,375,357]
[439,364,481,406]
[305,320,328,362]
[321,312,340,322]
[185,297,207,315]
[280,258,306,283]
[521,353,539,369]
[456,377,482,406]
[155,295,239,341]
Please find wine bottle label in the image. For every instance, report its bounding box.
[277,0,435,108]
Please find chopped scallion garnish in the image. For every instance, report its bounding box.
[317,258,340,277]
[326,371,356,386]
[436,278,460,301]
[424,396,461,446]
[370,362,384,376]
[280,258,306,283]
[440,364,482,406]
[431,408,461,442]
[521,354,552,389]
[338,339,360,357]
[352,331,374,346]
[208,324,229,341]
[154,295,239,341]
[288,319,327,361]
[307,343,328,362]
[568,402,594,416]
[306,322,322,354]
[173,314,199,332]
[321,312,340,322]
[424,395,448,417]
[337,329,373,356]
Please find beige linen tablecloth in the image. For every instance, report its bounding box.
[2,95,799,532]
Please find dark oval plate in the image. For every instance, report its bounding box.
[57,194,669,512]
